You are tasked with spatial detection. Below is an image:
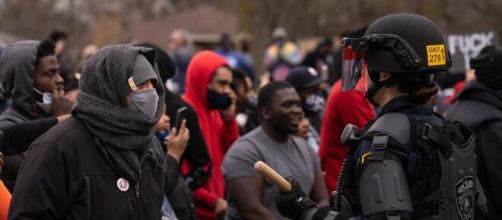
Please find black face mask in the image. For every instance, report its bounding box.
[365,85,380,107]
[207,88,232,110]
[365,70,404,107]
[302,91,326,116]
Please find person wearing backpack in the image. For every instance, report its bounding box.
[447,45,502,220]
[274,13,487,220]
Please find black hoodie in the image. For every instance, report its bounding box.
[447,80,502,127]
[447,80,502,219]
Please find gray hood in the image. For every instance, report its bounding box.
[0,40,40,119]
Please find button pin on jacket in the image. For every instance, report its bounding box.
[117,178,130,192]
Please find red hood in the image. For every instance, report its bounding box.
[182,51,238,215]
[183,51,228,109]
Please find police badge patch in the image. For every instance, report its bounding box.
[456,176,474,220]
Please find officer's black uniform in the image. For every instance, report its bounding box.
[276,95,486,220]
[336,95,485,219]
[275,13,487,220]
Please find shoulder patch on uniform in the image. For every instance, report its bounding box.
[456,176,474,220]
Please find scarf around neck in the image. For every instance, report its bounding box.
[73,45,166,184]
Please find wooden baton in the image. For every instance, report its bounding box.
[254,161,292,192]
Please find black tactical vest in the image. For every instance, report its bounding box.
[336,112,477,220]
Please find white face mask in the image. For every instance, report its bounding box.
[33,88,52,113]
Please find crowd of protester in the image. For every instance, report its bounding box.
[0,17,501,220]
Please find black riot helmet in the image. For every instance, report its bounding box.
[341,13,452,91]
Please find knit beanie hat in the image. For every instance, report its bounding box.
[134,43,176,84]
[129,54,157,90]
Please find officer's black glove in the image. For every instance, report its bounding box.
[276,177,317,220]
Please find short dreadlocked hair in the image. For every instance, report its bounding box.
[35,39,55,69]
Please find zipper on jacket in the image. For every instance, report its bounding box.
[134,184,141,220]
[135,184,140,198]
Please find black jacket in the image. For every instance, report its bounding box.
[8,117,180,220]
[343,96,436,219]
[0,118,57,156]
[332,96,483,219]
[447,81,502,219]
[0,118,58,193]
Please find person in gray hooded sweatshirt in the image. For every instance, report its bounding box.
[8,44,187,219]
[0,40,72,126]
[0,40,73,192]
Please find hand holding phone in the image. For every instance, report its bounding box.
[174,107,187,131]
[166,117,190,162]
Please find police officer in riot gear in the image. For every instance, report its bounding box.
[275,13,488,220]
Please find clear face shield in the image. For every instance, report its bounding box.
[341,37,368,91]
[341,34,425,91]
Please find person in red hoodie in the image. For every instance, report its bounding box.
[0,152,9,220]
[183,51,240,220]
[319,72,375,195]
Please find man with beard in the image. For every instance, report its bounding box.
[222,81,328,220]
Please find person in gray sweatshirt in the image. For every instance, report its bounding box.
[0,40,72,192]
